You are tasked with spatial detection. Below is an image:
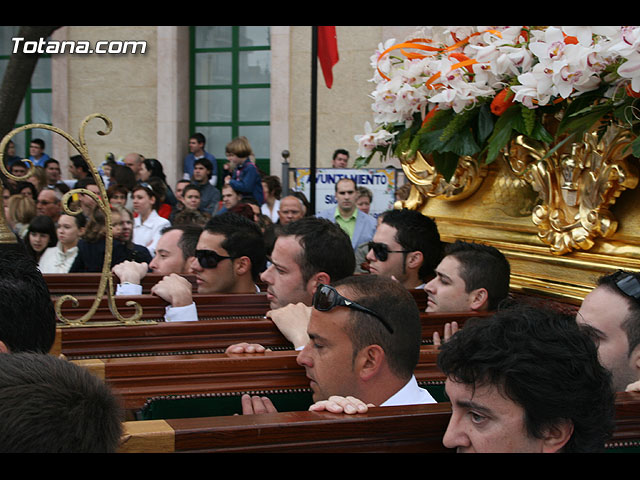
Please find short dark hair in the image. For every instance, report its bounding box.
[333,275,421,379]
[194,158,213,178]
[279,216,355,284]
[597,271,640,356]
[161,224,203,260]
[262,175,282,199]
[437,304,616,453]
[204,212,266,280]
[0,352,123,453]
[69,154,89,173]
[0,249,56,353]
[444,241,510,310]
[43,158,60,168]
[333,149,349,159]
[381,209,443,281]
[30,138,45,149]
[190,133,206,145]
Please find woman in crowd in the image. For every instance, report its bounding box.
[131,183,170,256]
[38,213,87,273]
[261,175,281,223]
[111,204,152,264]
[139,158,177,207]
[7,193,36,239]
[25,215,57,263]
[107,184,129,208]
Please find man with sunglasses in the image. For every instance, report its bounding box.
[317,178,377,250]
[577,270,640,392]
[239,275,436,415]
[115,212,266,322]
[365,208,443,290]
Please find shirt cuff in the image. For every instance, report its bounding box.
[115,283,143,296]
[164,302,198,322]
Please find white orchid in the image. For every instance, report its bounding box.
[354,121,397,158]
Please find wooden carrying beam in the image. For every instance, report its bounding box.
[45,273,197,296]
[117,392,640,453]
[74,346,443,411]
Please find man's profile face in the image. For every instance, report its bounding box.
[260,235,311,309]
[149,229,189,276]
[296,290,359,402]
[424,256,472,313]
[577,286,637,392]
[442,378,564,453]
[189,231,236,294]
[365,223,407,282]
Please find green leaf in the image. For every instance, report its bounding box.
[484,105,520,163]
[521,104,536,136]
[432,151,459,182]
[476,103,494,144]
[441,127,480,157]
[632,135,640,157]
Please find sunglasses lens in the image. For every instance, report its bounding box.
[196,251,217,269]
[369,242,388,261]
[313,285,335,311]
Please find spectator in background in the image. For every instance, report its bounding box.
[38,213,86,274]
[183,133,218,186]
[25,215,57,263]
[6,193,36,239]
[277,195,306,225]
[218,183,241,215]
[35,187,62,224]
[68,155,90,188]
[106,184,129,208]
[261,175,282,223]
[331,149,349,168]
[131,183,170,256]
[110,204,152,265]
[139,158,177,207]
[225,136,264,205]
[123,153,144,182]
[191,158,221,216]
[43,159,69,193]
[28,138,50,167]
[355,186,372,215]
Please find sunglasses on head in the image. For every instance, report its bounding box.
[612,270,640,303]
[367,241,410,262]
[312,283,393,334]
[195,249,235,269]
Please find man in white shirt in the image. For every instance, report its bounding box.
[238,275,436,415]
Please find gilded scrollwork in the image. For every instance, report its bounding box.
[0,114,146,326]
[503,125,639,255]
[397,151,488,210]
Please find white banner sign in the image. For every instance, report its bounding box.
[294,168,397,217]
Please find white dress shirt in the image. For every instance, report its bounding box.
[133,210,170,257]
[381,375,437,406]
[38,243,79,274]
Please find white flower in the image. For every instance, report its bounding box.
[354,122,397,158]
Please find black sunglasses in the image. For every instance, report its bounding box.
[367,241,410,262]
[195,249,235,269]
[612,270,640,302]
[312,284,394,334]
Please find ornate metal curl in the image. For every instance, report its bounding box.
[0,114,144,325]
[396,151,488,210]
[503,124,639,255]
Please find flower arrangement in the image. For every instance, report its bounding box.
[354,26,640,180]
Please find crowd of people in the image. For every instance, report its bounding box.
[0,135,638,454]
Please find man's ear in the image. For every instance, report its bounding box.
[234,256,251,276]
[630,345,640,382]
[355,344,385,382]
[541,420,574,453]
[469,288,489,311]
[305,271,331,297]
[0,341,10,354]
[405,251,423,271]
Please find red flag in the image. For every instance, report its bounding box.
[317,26,339,89]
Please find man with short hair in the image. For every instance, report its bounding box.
[183,133,218,186]
[0,249,56,354]
[29,138,50,167]
[145,212,266,322]
[228,216,356,353]
[68,155,90,187]
[218,183,241,214]
[36,187,62,223]
[366,208,443,290]
[577,270,640,392]
[191,158,221,215]
[43,158,65,190]
[331,149,349,168]
[317,178,377,250]
[123,153,144,181]
[0,352,123,453]
[239,275,436,415]
[439,304,615,453]
[277,195,306,225]
[426,240,510,344]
